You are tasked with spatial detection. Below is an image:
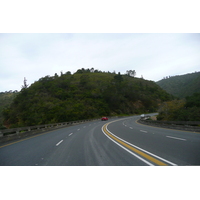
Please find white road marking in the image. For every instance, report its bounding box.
[102,122,177,166]
[130,127,133,129]
[68,133,73,136]
[102,127,154,166]
[166,136,186,141]
[56,140,63,146]
[140,130,147,133]
[77,129,80,131]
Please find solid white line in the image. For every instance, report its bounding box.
[166,136,186,141]
[102,127,154,166]
[140,130,147,133]
[105,126,177,166]
[56,140,63,146]
[68,133,73,136]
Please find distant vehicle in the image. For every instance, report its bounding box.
[101,117,108,121]
[140,114,150,120]
[141,114,145,118]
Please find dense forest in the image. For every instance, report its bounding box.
[2,68,172,128]
[156,71,200,98]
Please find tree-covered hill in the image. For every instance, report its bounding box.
[3,69,172,128]
[156,71,200,98]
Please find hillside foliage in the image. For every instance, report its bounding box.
[157,93,200,121]
[0,91,18,128]
[2,69,172,128]
[156,71,200,98]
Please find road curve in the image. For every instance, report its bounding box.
[103,116,200,165]
[0,115,200,166]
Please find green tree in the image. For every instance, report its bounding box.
[114,72,123,83]
[157,99,185,120]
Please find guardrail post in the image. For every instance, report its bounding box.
[0,132,3,137]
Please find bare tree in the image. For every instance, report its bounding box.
[22,77,28,89]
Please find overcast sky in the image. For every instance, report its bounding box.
[0,33,200,92]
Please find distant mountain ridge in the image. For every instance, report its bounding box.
[156,71,200,98]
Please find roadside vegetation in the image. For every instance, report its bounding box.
[157,93,200,121]
[0,91,18,129]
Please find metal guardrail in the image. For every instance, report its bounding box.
[140,120,200,126]
[138,119,200,132]
[0,119,97,137]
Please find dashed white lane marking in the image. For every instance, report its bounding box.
[68,133,73,136]
[166,136,186,141]
[140,130,147,133]
[77,129,80,131]
[130,127,133,129]
[56,140,63,146]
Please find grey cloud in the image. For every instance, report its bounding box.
[0,33,199,91]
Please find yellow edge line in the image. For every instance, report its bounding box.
[103,123,168,166]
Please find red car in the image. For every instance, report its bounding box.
[101,117,108,121]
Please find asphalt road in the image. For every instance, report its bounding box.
[1,115,200,166]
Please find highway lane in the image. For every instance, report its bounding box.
[1,115,200,166]
[0,119,147,166]
[105,116,200,165]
